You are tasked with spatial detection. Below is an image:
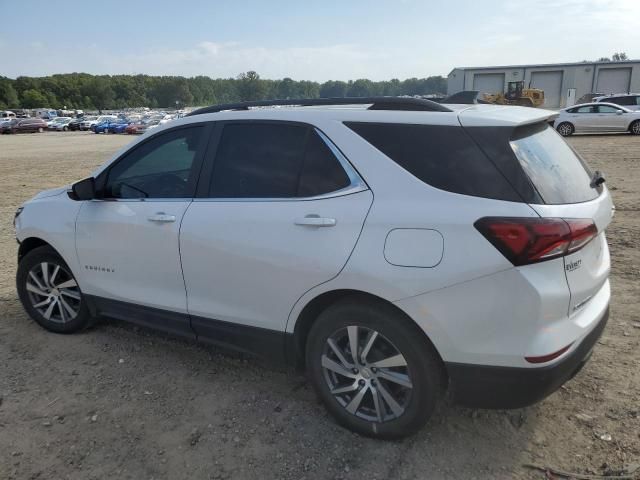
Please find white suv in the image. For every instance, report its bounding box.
[15,97,612,439]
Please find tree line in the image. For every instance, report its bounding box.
[0,71,447,111]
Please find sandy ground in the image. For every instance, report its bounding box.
[0,131,638,480]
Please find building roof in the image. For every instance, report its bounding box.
[449,60,640,76]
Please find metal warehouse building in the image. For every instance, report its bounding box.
[447,60,640,108]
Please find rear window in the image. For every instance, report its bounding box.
[607,96,635,106]
[510,124,598,204]
[344,122,520,201]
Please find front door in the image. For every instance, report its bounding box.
[75,124,210,335]
[595,104,628,131]
[179,122,373,352]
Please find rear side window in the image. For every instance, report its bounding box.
[607,96,634,106]
[510,124,598,204]
[345,122,520,201]
[209,123,351,198]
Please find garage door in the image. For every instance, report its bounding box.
[473,73,504,94]
[596,68,632,94]
[530,71,563,107]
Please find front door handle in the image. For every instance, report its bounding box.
[294,214,337,227]
[148,213,176,223]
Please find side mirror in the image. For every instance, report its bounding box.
[616,110,623,115]
[68,177,96,201]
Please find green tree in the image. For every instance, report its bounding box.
[0,77,20,108]
[236,71,267,101]
[21,89,49,108]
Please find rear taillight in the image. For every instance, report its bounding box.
[474,217,598,266]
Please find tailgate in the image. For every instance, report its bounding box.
[529,188,614,316]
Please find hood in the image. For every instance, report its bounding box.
[31,185,68,200]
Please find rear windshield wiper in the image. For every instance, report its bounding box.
[590,170,606,188]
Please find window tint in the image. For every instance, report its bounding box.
[104,126,202,199]
[209,123,351,198]
[608,96,634,106]
[574,106,596,113]
[298,131,350,197]
[597,105,622,113]
[345,122,520,201]
[510,124,598,204]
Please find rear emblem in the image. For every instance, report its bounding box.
[565,259,582,272]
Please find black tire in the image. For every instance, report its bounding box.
[37,127,43,133]
[63,126,68,131]
[17,246,92,334]
[630,120,640,135]
[306,298,445,439]
[556,122,574,137]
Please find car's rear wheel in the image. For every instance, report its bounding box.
[630,120,640,135]
[556,122,574,136]
[17,246,92,334]
[306,299,444,439]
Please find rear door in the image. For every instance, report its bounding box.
[180,121,372,343]
[509,124,613,316]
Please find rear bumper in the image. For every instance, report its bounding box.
[445,306,608,409]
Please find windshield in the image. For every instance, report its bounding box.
[510,124,599,204]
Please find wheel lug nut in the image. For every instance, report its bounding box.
[371,367,377,373]
[358,379,365,386]
[352,368,359,374]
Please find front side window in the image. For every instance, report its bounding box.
[209,123,351,198]
[103,126,203,199]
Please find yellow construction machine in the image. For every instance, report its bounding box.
[482,81,545,107]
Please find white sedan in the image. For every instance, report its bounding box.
[554,102,640,136]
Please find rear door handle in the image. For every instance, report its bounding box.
[148,213,176,223]
[294,214,337,227]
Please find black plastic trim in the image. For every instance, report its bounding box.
[84,295,291,365]
[445,306,609,409]
[187,97,452,116]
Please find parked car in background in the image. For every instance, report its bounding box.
[86,115,117,132]
[106,119,131,134]
[79,116,98,131]
[554,102,640,136]
[125,119,160,134]
[1,110,17,119]
[1,117,47,133]
[48,117,74,131]
[66,118,85,131]
[594,93,640,111]
[94,118,124,134]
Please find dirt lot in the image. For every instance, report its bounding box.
[0,131,638,480]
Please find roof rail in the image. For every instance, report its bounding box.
[187,97,452,116]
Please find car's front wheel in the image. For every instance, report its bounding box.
[630,120,640,135]
[556,122,574,136]
[17,246,92,333]
[306,299,445,439]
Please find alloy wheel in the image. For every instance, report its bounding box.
[558,123,572,136]
[25,261,81,324]
[321,325,413,423]
[632,122,640,135]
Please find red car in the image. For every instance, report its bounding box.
[1,118,47,134]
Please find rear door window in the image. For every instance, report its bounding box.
[509,124,598,204]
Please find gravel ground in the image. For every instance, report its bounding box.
[0,131,638,480]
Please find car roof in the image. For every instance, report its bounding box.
[178,102,555,128]
[563,102,629,110]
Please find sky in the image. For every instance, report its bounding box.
[1,0,638,81]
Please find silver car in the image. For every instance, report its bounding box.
[554,102,640,136]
